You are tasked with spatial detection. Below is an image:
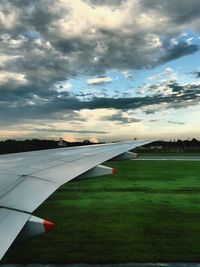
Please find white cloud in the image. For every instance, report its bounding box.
[0,55,21,67]
[122,70,134,79]
[0,3,19,30]
[0,71,29,86]
[139,68,178,96]
[55,82,73,92]
[87,76,113,85]
[148,68,175,81]
[53,0,139,39]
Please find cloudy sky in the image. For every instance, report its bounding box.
[0,0,200,142]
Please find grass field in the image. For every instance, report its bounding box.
[3,160,200,263]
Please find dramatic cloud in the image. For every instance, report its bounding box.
[1,0,200,139]
[0,0,199,97]
[1,79,199,126]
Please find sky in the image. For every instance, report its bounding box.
[0,0,200,142]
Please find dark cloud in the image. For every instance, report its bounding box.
[160,42,199,65]
[168,121,185,125]
[195,71,200,78]
[0,80,199,127]
[140,0,200,25]
[102,111,141,124]
[149,119,159,122]
[27,128,109,134]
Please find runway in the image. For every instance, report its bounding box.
[138,155,200,161]
[2,263,200,267]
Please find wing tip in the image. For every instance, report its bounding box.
[112,168,117,174]
[43,220,55,233]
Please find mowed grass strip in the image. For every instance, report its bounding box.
[3,160,200,263]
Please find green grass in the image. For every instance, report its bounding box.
[3,160,200,263]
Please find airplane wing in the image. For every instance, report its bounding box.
[0,140,149,260]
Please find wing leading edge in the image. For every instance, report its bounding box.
[0,140,150,260]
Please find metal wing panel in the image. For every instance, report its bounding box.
[32,142,135,184]
[0,176,57,213]
[0,141,135,176]
[0,208,30,260]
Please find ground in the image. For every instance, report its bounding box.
[3,159,200,263]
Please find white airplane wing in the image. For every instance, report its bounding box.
[0,140,149,260]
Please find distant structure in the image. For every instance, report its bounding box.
[83,140,90,145]
[138,139,200,152]
[149,145,163,150]
[58,138,67,147]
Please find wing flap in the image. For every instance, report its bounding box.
[0,175,56,213]
[0,208,30,260]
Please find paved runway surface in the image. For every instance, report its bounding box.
[2,264,200,267]
[138,156,200,161]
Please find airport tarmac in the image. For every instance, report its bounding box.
[138,155,200,161]
[2,264,200,267]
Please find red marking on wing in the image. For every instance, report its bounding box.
[43,220,55,233]
[112,168,117,174]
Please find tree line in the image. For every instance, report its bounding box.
[0,139,95,155]
[0,138,199,155]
